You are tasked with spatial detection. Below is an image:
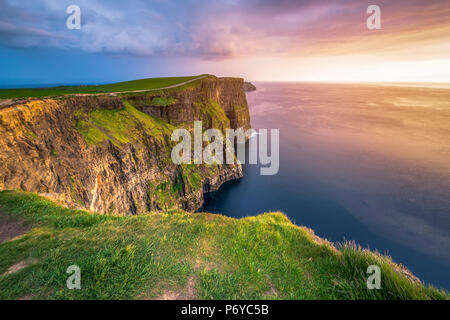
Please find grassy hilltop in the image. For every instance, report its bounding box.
[0,191,447,300]
[0,75,206,99]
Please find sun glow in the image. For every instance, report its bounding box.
[189,55,450,84]
[284,58,450,83]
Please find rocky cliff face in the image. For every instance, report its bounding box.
[125,77,251,131]
[0,76,250,215]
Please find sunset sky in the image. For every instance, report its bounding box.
[1,0,449,86]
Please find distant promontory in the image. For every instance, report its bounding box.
[243,81,257,92]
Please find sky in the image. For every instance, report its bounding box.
[0,0,450,87]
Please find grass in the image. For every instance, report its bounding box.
[0,75,207,99]
[195,99,231,131]
[181,164,203,191]
[0,190,447,300]
[74,100,177,147]
[149,180,181,212]
[150,97,178,107]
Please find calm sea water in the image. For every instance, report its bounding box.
[202,82,450,291]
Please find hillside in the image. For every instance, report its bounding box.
[0,190,447,300]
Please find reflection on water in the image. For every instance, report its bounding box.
[202,82,450,290]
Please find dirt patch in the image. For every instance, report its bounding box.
[3,258,37,276]
[192,238,222,272]
[263,282,278,298]
[154,275,198,300]
[0,213,30,243]
[193,258,216,272]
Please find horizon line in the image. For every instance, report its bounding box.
[2,77,450,90]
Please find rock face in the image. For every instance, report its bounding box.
[125,77,251,131]
[0,76,251,215]
[243,82,257,92]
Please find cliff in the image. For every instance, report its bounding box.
[125,77,251,131]
[0,76,251,215]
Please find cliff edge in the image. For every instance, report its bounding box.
[0,190,446,300]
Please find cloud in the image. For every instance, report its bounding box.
[0,0,449,60]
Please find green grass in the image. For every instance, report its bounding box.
[0,190,447,300]
[180,164,203,191]
[74,100,177,147]
[150,97,178,107]
[150,180,181,212]
[195,99,231,130]
[0,75,207,99]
